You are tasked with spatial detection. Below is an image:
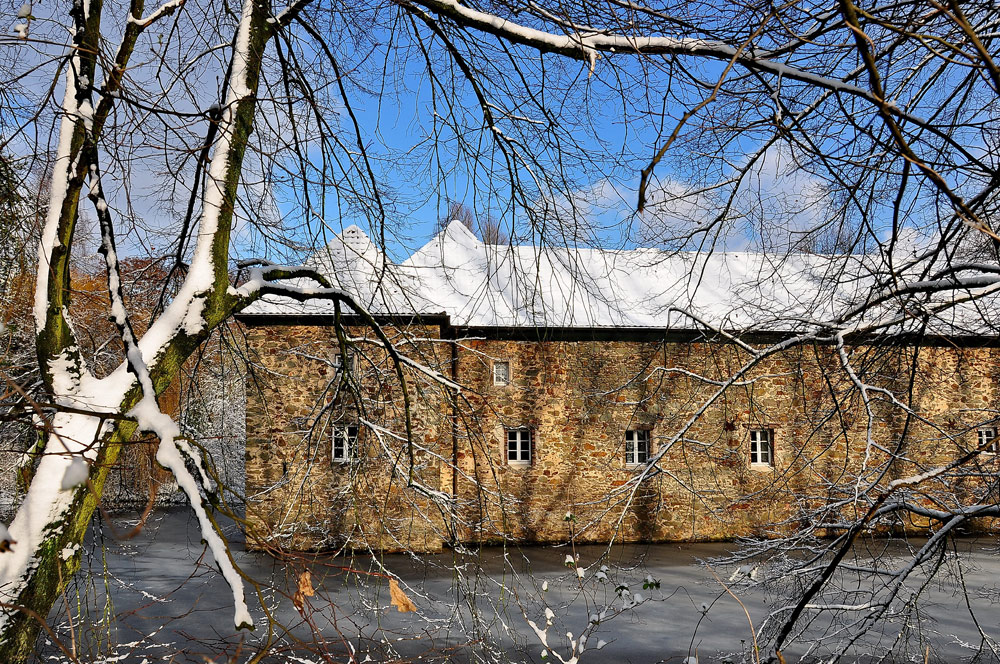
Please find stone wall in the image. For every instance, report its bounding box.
[244,319,1000,551]
[244,322,453,552]
[455,337,1000,543]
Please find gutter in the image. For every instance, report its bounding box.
[449,321,460,542]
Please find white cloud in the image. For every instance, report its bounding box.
[731,142,834,252]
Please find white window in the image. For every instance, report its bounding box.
[493,361,510,386]
[749,429,773,467]
[625,430,650,465]
[506,428,532,465]
[333,350,355,374]
[978,427,998,453]
[332,424,359,463]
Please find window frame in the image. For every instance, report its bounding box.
[493,360,511,386]
[749,428,774,468]
[978,427,998,454]
[332,424,359,463]
[333,349,355,374]
[506,428,533,466]
[625,429,651,466]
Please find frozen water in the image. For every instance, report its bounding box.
[36,508,1000,663]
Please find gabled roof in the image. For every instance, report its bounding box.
[242,221,998,336]
[247,224,436,318]
[304,224,407,311]
[399,221,871,330]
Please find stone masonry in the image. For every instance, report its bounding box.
[243,317,1000,552]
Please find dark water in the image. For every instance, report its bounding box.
[34,508,1000,663]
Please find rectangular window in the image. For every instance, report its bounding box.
[749,429,773,467]
[493,361,510,386]
[333,350,354,374]
[332,424,359,463]
[506,428,532,465]
[625,430,650,465]
[978,427,998,453]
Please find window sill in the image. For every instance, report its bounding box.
[506,460,531,467]
[749,463,774,472]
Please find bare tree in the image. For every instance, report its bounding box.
[436,199,510,244]
[0,0,324,657]
[2,0,1000,661]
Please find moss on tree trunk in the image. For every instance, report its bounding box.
[0,417,137,661]
[3,0,280,657]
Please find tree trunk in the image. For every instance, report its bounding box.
[0,416,136,661]
[0,0,281,655]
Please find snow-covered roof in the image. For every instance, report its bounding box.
[242,222,1000,336]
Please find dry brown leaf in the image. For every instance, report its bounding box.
[293,570,315,611]
[389,578,417,612]
[298,570,315,598]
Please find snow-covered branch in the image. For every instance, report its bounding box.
[401,0,937,120]
[127,0,186,29]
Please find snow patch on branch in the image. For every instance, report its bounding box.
[127,0,185,28]
[270,0,311,26]
[34,56,82,332]
[59,458,89,490]
[48,347,82,396]
[183,296,207,335]
[411,0,938,126]
[417,0,723,59]
[130,397,252,629]
[101,209,250,629]
[348,336,462,393]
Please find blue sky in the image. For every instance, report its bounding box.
[4,1,947,268]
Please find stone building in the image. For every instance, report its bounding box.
[240,222,1000,552]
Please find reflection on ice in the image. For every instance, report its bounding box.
[37,508,1000,664]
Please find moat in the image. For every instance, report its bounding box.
[35,507,1000,663]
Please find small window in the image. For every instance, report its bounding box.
[749,429,773,467]
[978,427,998,453]
[493,361,510,386]
[625,430,650,465]
[332,424,359,463]
[506,428,532,465]
[333,350,355,374]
